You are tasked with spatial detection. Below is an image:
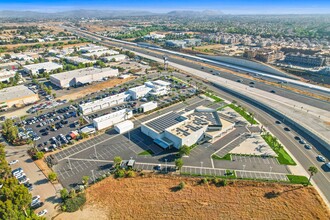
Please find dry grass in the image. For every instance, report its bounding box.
[55,174,330,220]
[58,77,135,101]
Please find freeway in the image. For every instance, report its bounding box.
[67,27,330,112]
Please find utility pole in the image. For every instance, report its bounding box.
[163,55,168,71]
[91,170,95,182]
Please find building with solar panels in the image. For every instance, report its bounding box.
[141,106,233,149]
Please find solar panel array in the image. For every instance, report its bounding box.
[145,112,183,133]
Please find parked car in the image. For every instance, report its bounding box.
[305,144,312,150]
[317,155,326,162]
[37,209,47,217]
[9,159,19,165]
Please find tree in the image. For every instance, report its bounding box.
[126,170,136,178]
[178,181,185,190]
[82,176,89,186]
[80,132,88,139]
[60,188,69,200]
[35,151,44,160]
[307,166,318,185]
[69,189,77,198]
[175,158,184,171]
[179,145,191,157]
[48,172,57,182]
[113,156,122,166]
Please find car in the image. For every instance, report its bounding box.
[18,176,30,184]
[249,85,255,88]
[305,144,312,150]
[270,90,276,93]
[9,159,19,165]
[294,136,301,141]
[284,127,290,131]
[24,183,33,191]
[249,82,255,84]
[31,201,44,209]
[154,164,162,171]
[317,155,326,162]
[37,209,48,217]
[12,168,23,176]
[15,172,26,179]
[31,195,40,204]
[275,120,281,124]
[299,139,306,144]
[326,162,330,169]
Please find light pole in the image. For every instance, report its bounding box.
[91,170,95,182]
[200,161,203,175]
[94,145,97,159]
[165,159,168,173]
[68,158,72,170]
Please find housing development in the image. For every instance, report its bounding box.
[0,4,330,220]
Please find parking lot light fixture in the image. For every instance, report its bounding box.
[68,158,72,170]
[94,145,98,159]
[91,170,95,182]
[200,161,203,175]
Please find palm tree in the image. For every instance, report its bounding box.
[307,166,318,186]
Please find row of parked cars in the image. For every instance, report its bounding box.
[10,161,47,216]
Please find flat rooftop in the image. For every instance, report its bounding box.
[93,109,130,123]
[50,67,118,81]
[23,62,62,70]
[64,56,93,63]
[144,111,186,133]
[0,85,36,102]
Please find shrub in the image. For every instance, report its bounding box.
[126,170,136,178]
[48,172,57,182]
[178,181,185,190]
[35,151,44,160]
[63,193,86,212]
[201,178,208,185]
[115,169,125,178]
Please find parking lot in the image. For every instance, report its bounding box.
[22,105,82,152]
[236,170,288,181]
[231,155,279,165]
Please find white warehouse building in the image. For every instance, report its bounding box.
[114,120,134,134]
[23,62,63,75]
[93,109,133,130]
[50,67,119,88]
[78,91,130,115]
[128,80,171,100]
[140,101,158,113]
[128,85,152,100]
[79,44,109,53]
[101,54,127,62]
[82,50,120,60]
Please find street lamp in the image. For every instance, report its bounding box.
[165,159,168,173]
[94,145,98,159]
[91,170,95,182]
[68,158,72,170]
[200,161,203,175]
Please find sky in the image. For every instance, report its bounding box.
[0,0,330,14]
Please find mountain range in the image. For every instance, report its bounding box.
[0,9,224,18]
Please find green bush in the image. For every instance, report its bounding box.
[63,193,86,212]
[178,181,185,190]
[115,169,125,178]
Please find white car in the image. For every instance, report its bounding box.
[32,195,40,204]
[15,172,26,179]
[37,209,47,217]
[9,160,19,165]
[18,177,30,184]
[317,155,326,162]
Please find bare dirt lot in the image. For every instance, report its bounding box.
[55,175,330,220]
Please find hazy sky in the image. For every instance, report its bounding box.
[0,0,329,14]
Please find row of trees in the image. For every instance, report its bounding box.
[1,119,19,144]
[0,72,22,90]
[0,143,42,219]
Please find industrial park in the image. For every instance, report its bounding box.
[0,4,330,220]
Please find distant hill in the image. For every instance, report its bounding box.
[0,9,156,18]
[167,10,224,17]
[0,9,224,19]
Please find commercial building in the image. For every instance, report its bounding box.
[0,62,20,70]
[114,120,134,134]
[141,107,234,149]
[244,49,284,63]
[128,85,152,100]
[78,91,130,115]
[128,80,171,100]
[184,39,202,47]
[0,85,39,109]
[140,101,158,113]
[23,62,63,75]
[101,54,127,62]
[64,56,95,65]
[50,67,118,88]
[81,50,120,60]
[284,53,326,67]
[93,109,133,130]
[79,44,108,53]
[0,69,16,82]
